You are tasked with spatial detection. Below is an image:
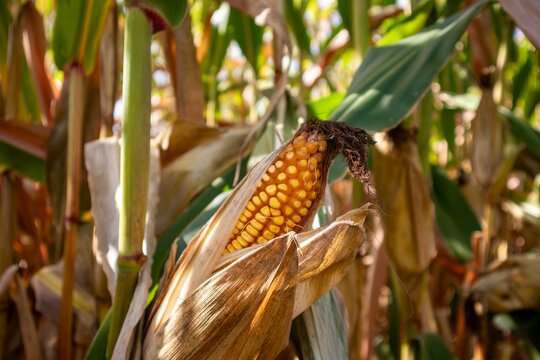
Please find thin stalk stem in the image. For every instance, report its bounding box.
[58,66,85,360]
[106,7,151,358]
[0,172,15,357]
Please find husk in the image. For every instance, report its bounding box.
[144,235,298,359]
[374,132,436,278]
[144,205,370,359]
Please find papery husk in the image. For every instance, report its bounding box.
[144,206,370,359]
[374,129,436,278]
[471,88,503,190]
[471,254,540,312]
[144,234,298,360]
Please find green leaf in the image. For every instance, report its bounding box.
[0,141,45,182]
[332,0,488,131]
[229,7,263,72]
[141,0,188,28]
[84,310,111,360]
[499,107,540,159]
[378,0,432,46]
[53,0,112,73]
[307,93,345,119]
[285,0,310,53]
[431,166,479,262]
[411,333,454,360]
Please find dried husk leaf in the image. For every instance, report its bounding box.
[471,254,540,312]
[157,120,221,166]
[156,125,255,236]
[374,131,436,277]
[12,274,44,360]
[471,88,503,189]
[143,235,298,360]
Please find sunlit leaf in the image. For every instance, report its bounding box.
[332,0,488,131]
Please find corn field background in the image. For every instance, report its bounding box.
[0,0,539,359]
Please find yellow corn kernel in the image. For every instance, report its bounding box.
[266,184,277,196]
[224,131,329,254]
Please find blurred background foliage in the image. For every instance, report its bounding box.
[0,0,539,358]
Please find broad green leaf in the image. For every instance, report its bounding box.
[229,8,263,72]
[411,333,453,360]
[140,0,188,29]
[53,0,113,73]
[499,107,540,159]
[431,166,479,262]
[332,0,488,131]
[0,141,45,182]
[0,1,9,74]
[307,93,345,119]
[285,0,310,53]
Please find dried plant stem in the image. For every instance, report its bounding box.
[58,66,85,360]
[0,173,15,357]
[106,7,151,358]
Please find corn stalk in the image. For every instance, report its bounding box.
[106,7,151,358]
[58,65,84,360]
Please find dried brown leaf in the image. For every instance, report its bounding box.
[471,254,540,312]
[12,274,44,360]
[162,11,205,123]
[374,132,436,277]
[471,89,503,189]
[20,2,54,124]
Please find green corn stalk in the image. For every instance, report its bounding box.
[106,7,151,358]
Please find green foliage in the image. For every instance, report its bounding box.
[53,0,112,73]
[332,0,488,131]
[431,166,479,262]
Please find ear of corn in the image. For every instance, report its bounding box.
[223,131,328,254]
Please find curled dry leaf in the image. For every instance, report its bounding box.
[145,119,373,358]
[471,254,540,312]
[374,128,436,278]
